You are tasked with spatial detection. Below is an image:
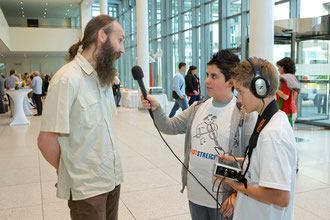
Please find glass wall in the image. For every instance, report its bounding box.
[116,0,251,99]
[114,0,327,103]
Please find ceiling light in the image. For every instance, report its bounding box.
[43,16,46,18]
[46,3,48,5]
[44,12,46,14]
[67,9,70,12]
[22,11,24,13]
[22,15,24,17]
[45,8,47,11]
[64,17,66,18]
[20,2,23,4]
[65,13,67,15]
[70,4,72,6]
[21,7,23,9]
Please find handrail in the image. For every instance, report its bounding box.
[299,79,330,84]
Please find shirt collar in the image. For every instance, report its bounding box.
[75,53,95,75]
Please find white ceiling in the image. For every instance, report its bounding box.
[0,0,81,19]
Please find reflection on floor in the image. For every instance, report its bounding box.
[0,107,329,220]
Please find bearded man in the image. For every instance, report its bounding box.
[38,15,125,220]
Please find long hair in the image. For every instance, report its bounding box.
[187,65,197,75]
[66,15,116,62]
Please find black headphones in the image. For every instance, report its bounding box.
[248,57,270,99]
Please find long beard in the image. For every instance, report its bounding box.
[95,39,121,87]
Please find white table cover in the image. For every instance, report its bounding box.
[6,89,32,126]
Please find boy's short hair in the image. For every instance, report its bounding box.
[207,49,240,82]
[178,62,186,69]
[231,58,279,97]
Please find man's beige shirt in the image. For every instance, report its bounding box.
[40,53,123,200]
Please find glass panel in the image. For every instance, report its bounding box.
[208,1,219,22]
[184,0,192,11]
[228,16,241,49]
[229,0,241,16]
[91,4,100,17]
[156,23,161,38]
[109,6,117,17]
[297,80,329,121]
[275,2,289,20]
[173,34,179,76]
[184,11,192,30]
[300,0,329,18]
[299,40,329,64]
[172,0,178,16]
[196,6,201,25]
[274,44,291,63]
[171,16,179,33]
[184,30,193,67]
[156,0,161,22]
[209,23,219,56]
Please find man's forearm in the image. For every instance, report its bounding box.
[38,132,61,170]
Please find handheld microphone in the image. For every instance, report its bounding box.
[131,65,153,119]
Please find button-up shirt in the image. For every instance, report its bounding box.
[5,75,19,88]
[40,53,123,200]
[172,72,186,97]
[31,76,43,94]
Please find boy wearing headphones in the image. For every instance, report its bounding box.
[219,58,297,220]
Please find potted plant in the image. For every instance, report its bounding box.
[15,82,20,90]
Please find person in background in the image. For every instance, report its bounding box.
[185,65,201,106]
[276,57,300,127]
[113,72,121,107]
[0,73,5,113]
[38,15,125,220]
[31,70,43,116]
[50,72,55,80]
[16,73,22,82]
[23,72,29,81]
[169,62,188,118]
[5,69,19,89]
[42,75,50,98]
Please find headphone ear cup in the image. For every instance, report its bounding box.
[251,76,270,98]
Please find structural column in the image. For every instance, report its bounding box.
[136,0,149,87]
[80,0,93,38]
[100,0,108,15]
[249,0,274,62]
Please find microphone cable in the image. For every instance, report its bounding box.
[146,103,223,208]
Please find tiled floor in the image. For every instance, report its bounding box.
[0,106,330,220]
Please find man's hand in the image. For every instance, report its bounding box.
[180,95,185,99]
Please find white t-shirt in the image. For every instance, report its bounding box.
[233,111,297,220]
[187,96,237,208]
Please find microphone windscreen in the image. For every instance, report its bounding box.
[131,65,144,80]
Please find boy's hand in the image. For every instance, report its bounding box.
[221,193,236,217]
[141,95,160,111]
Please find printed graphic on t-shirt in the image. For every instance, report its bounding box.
[193,114,224,153]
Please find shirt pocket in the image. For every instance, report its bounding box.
[78,92,101,128]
